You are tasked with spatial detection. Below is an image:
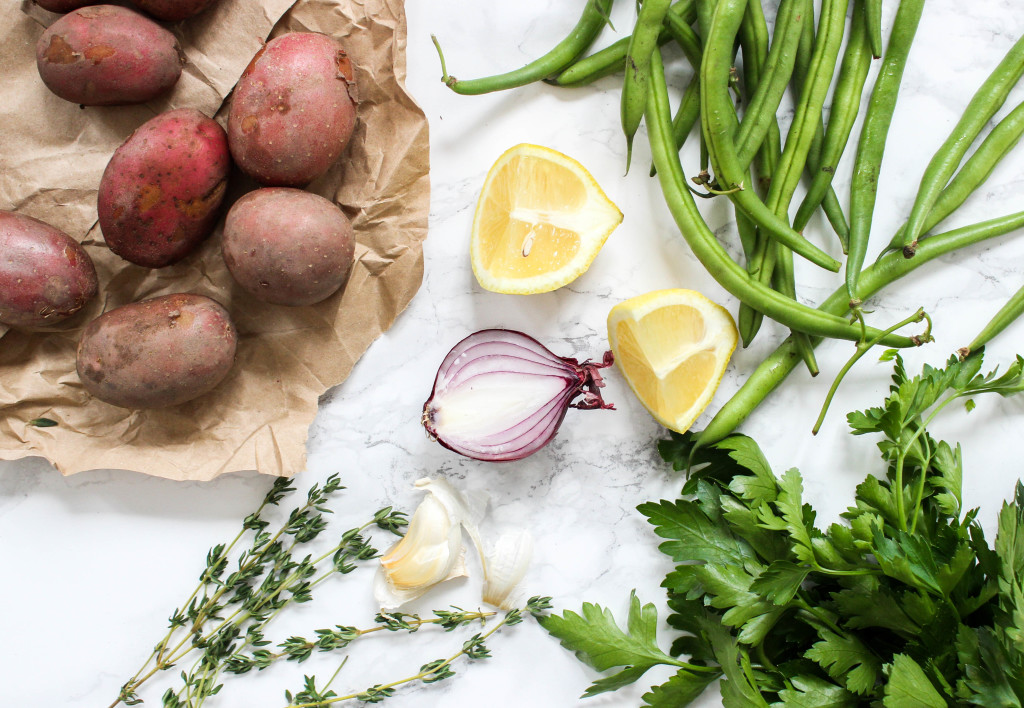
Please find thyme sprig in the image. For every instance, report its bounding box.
[224,606,498,673]
[110,475,408,708]
[282,596,554,708]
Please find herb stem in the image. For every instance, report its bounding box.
[283,612,516,708]
[905,394,958,533]
[812,308,930,435]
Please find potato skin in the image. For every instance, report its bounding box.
[98,108,230,268]
[0,211,98,328]
[129,0,218,21]
[76,293,237,409]
[228,32,357,186]
[222,188,355,306]
[36,5,184,106]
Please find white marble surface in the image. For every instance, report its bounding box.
[4,1,1024,706]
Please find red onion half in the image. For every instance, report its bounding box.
[422,329,614,462]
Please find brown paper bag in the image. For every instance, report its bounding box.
[0,0,430,480]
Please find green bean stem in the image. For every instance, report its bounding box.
[700,0,842,272]
[901,33,1024,253]
[622,0,674,170]
[966,283,1024,355]
[434,0,614,95]
[792,0,874,233]
[846,0,926,302]
[695,209,1024,447]
[865,0,884,58]
[647,49,915,347]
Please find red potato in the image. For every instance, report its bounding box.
[98,108,230,268]
[228,32,357,186]
[35,5,184,106]
[0,211,98,328]
[129,0,218,21]
[76,293,237,409]
[222,188,355,306]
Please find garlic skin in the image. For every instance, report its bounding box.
[481,530,534,611]
[374,478,486,611]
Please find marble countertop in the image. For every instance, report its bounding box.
[4,1,1024,706]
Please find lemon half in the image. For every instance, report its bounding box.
[470,144,623,294]
[608,289,738,433]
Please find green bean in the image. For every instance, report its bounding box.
[434,0,614,95]
[735,0,784,349]
[551,0,696,87]
[548,36,636,88]
[887,98,1024,248]
[733,0,808,168]
[967,283,1024,355]
[821,188,851,253]
[737,120,782,345]
[773,241,820,375]
[739,0,769,83]
[695,0,717,44]
[865,0,884,58]
[846,0,926,302]
[790,3,851,250]
[764,0,850,218]
[700,0,842,272]
[622,0,674,170]
[737,0,819,371]
[792,0,873,233]
[735,207,759,264]
[696,209,1024,447]
[667,73,703,157]
[900,33,1024,254]
[664,6,704,67]
[646,48,914,347]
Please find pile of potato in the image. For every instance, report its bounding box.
[1,1,359,410]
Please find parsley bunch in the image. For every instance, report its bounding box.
[541,351,1024,706]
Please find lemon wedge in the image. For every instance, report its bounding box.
[607,289,738,433]
[471,144,623,294]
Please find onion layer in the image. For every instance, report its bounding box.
[422,329,614,461]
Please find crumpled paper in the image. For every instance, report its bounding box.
[0,0,429,480]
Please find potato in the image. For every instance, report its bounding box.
[76,293,237,409]
[228,32,357,186]
[222,188,355,306]
[98,108,230,268]
[129,0,217,21]
[36,5,184,106]
[0,211,98,328]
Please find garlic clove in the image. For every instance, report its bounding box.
[481,529,533,610]
[374,477,489,611]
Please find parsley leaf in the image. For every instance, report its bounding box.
[538,591,685,697]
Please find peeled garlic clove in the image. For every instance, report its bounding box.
[481,529,533,610]
[374,477,488,610]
